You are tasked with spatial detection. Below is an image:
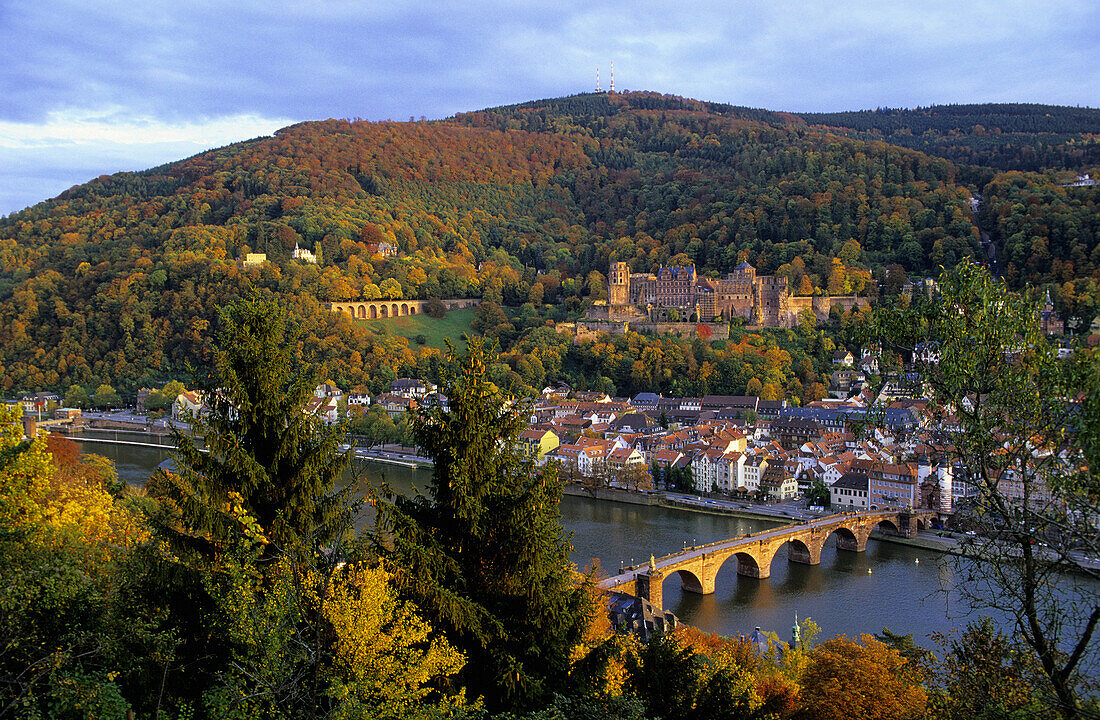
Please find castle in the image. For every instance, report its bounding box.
[601,261,867,330]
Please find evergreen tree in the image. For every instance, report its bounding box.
[374,337,593,711]
[154,298,350,557]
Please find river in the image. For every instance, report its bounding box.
[76,433,1097,654]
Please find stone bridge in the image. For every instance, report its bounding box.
[600,509,936,610]
[326,298,479,320]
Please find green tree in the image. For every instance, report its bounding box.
[379,278,403,299]
[805,479,831,508]
[873,263,1100,718]
[928,618,1055,720]
[91,383,121,409]
[63,384,88,409]
[155,298,350,556]
[374,337,594,711]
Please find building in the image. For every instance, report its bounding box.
[831,472,870,509]
[518,429,561,464]
[348,391,372,406]
[691,449,744,493]
[292,243,318,264]
[1039,290,1064,336]
[173,390,204,420]
[601,261,866,329]
[242,253,267,267]
[761,465,798,501]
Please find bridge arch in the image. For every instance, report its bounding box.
[877,519,901,536]
[667,568,706,595]
[392,303,399,316]
[786,537,821,565]
[714,549,779,580]
[826,525,865,553]
[370,305,377,319]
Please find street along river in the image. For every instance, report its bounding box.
[80,434,1098,655]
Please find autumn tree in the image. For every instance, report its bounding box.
[0,408,153,717]
[798,634,927,720]
[374,337,594,711]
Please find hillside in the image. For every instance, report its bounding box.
[798,103,1100,174]
[0,91,1097,396]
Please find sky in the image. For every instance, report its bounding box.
[2,0,1098,216]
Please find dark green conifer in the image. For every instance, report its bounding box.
[155,298,350,557]
[374,336,593,711]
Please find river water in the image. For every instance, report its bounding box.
[77,434,1098,657]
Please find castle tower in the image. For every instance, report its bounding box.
[609,261,630,306]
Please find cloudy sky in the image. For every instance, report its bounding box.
[2,0,1098,215]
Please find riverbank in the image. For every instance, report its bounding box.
[562,484,662,506]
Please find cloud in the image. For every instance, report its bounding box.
[1,0,1097,212]
[0,110,291,215]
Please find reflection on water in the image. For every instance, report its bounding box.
[76,438,1098,656]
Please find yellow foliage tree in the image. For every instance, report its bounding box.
[0,405,52,531]
[798,634,927,720]
[322,561,466,719]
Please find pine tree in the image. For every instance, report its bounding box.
[374,337,593,711]
[155,298,350,557]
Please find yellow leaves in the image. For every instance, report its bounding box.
[223,490,270,546]
[321,561,466,716]
[0,404,54,530]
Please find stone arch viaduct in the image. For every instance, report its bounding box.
[600,509,936,610]
[326,298,479,320]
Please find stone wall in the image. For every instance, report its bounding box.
[787,295,869,321]
[634,322,730,340]
[327,298,478,320]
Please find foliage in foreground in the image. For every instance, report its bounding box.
[1,291,1097,718]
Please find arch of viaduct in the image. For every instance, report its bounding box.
[326,298,479,321]
[603,510,935,610]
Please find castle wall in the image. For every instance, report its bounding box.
[787,295,869,321]
[634,322,730,340]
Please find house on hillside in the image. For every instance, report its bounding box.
[390,378,436,399]
[315,381,343,399]
[306,396,340,424]
[832,350,854,367]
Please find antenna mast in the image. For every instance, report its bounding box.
[610,61,615,93]
[596,68,601,92]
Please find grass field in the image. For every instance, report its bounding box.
[356,307,477,350]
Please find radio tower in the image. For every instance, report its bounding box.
[610,61,615,93]
[596,68,601,92]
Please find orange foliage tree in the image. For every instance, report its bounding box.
[798,634,927,720]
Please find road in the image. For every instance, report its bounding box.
[663,491,822,522]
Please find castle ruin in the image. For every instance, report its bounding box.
[599,261,867,330]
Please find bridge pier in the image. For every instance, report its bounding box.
[835,532,868,552]
[787,540,821,565]
[737,561,769,579]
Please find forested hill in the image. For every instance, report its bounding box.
[0,91,1097,396]
[798,103,1100,173]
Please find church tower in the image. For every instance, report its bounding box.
[609,262,630,306]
